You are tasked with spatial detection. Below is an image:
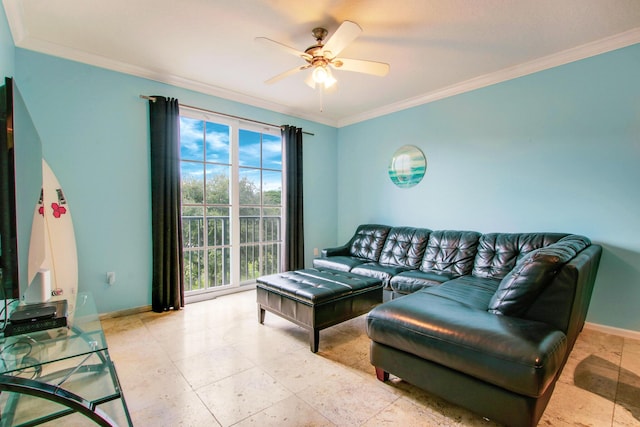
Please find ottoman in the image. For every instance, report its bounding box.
[256,268,383,352]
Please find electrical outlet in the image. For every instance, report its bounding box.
[106,272,116,285]
[313,248,319,256]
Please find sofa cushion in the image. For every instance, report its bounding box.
[424,276,501,310]
[312,256,367,272]
[349,224,391,262]
[351,262,412,288]
[390,270,453,295]
[378,227,431,268]
[472,233,568,280]
[488,235,591,316]
[420,230,481,276]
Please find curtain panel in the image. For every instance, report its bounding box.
[282,125,304,271]
[149,97,184,312]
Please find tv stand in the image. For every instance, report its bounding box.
[0,293,131,426]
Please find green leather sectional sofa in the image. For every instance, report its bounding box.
[313,224,602,427]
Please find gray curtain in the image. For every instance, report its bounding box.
[149,97,184,312]
[282,125,304,271]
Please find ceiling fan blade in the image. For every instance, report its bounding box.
[255,37,312,61]
[332,58,390,77]
[265,65,310,85]
[322,21,362,58]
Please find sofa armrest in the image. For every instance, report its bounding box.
[321,244,351,257]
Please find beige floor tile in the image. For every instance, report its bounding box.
[129,390,220,427]
[120,359,193,414]
[560,328,624,386]
[107,336,172,371]
[173,345,256,389]
[621,337,640,374]
[297,368,398,426]
[541,380,615,426]
[259,346,348,393]
[572,353,621,401]
[361,396,452,426]
[317,327,371,368]
[616,339,640,425]
[233,394,335,427]
[230,325,308,362]
[613,403,640,426]
[155,326,228,362]
[196,366,292,426]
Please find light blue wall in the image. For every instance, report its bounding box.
[13,49,338,314]
[337,44,640,332]
[5,2,639,331]
[0,6,13,77]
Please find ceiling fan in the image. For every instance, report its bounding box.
[256,21,390,90]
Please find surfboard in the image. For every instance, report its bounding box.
[26,159,78,317]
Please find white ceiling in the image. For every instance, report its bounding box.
[4,0,640,127]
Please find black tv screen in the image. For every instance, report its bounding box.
[0,77,19,300]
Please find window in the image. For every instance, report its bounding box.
[179,111,283,298]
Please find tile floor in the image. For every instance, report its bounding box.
[96,290,639,427]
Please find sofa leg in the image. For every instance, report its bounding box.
[258,305,265,324]
[375,367,389,382]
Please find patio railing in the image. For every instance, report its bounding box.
[182,215,281,292]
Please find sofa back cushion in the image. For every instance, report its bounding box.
[488,235,591,316]
[472,233,568,280]
[420,230,481,276]
[379,227,431,268]
[349,224,392,262]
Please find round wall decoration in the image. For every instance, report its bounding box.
[388,145,427,188]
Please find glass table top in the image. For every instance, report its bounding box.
[0,293,107,375]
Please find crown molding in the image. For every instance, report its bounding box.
[17,37,339,127]
[2,0,27,44]
[337,28,640,128]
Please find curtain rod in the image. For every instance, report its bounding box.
[140,95,314,136]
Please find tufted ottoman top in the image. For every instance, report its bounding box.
[256,268,383,304]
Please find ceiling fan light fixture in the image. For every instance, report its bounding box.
[312,66,329,84]
[324,74,337,89]
[259,20,389,94]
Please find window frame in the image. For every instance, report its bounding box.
[179,107,284,301]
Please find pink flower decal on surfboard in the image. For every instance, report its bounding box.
[38,206,44,216]
[51,203,67,218]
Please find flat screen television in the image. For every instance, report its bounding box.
[0,77,19,300]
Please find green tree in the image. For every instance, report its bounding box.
[181,170,282,289]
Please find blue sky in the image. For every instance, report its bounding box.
[179,116,282,199]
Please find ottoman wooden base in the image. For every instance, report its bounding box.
[256,268,383,352]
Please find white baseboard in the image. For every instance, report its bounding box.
[98,286,257,319]
[99,305,152,320]
[584,322,640,340]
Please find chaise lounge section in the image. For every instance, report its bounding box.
[314,224,602,427]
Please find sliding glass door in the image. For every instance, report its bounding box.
[179,110,283,300]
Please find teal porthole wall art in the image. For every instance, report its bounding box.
[388,145,427,188]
